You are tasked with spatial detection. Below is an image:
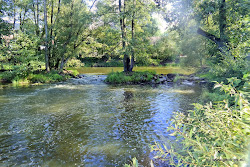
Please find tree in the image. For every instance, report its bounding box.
[194,0,249,56]
[0,0,11,39]
[44,0,50,71]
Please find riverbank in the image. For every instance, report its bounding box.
[0,69,79,85]
[104,71,208,86]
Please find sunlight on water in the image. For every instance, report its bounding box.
[69,66,196,75]
[0,78,203,166]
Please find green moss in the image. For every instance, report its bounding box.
[105,71,156,84]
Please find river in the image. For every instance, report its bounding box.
[0,72,203,166]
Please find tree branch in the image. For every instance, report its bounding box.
[197,28,221,44]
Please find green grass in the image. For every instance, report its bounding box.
[0,70,71,84]
[28,71,69,83]
[105,71,156,84]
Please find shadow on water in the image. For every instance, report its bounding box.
[0,76,203,166]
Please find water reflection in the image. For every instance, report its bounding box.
[0,81,203,166]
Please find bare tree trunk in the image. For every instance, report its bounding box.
[44,0,50,72]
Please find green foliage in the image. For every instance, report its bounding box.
[208,55,248,83]
[0,1,11,37]
[28,72,66,83]
[200,89,229,104]
[173,74,187,83]
[66,58,85,67]
[151,78,250,166]
[105,71,156,84]
[67,69,79,77]
[123,157,138,167]
[29,74,47,83]
[0,69,68,84]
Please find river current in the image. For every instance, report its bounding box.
[0,75,203,166]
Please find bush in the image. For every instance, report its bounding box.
[105,71,156,84]
[28,72,67,83]
[29,74,47,83]
[47,73,65,82]
[151,77,250,166]
[66,58,84,67]
[123,157,139,167]
[200,89,229,104]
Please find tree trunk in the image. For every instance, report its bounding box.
[197,0,228,55]
[129,0,136,72]
[119,0,129,72]
[219,0,226,42]
[197,28,226,54]
[36,0,40,35]
[49,0,54,69]
[13,0,16,31]
[19,9,22,31]
[59,56,69,71]
[44,0,50,72]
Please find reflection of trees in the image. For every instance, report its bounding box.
[116,90,156,160]
[177,85,204,114]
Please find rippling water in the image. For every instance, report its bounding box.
[0,76,203,166]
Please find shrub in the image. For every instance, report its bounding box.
[123,157,139,167]
[151,76,250,166]
[200,89,229,104]
[47,73,64,82]
[28,71,68,83]
[29,74,47,83]
[66,58,84,67]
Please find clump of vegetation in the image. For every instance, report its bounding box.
[67,69,79,77]
[28,72,67,83]
[151,75,250,166]
[0,70,71,84]
[172,74,188,83]
[123,157,139,167]
[66,58,85,67]
[105,71,156,84]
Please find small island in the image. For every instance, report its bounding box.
[0,0,249,166]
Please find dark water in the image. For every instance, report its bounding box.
[0,76,203,166]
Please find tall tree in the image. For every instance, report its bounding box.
[44,0,50,71]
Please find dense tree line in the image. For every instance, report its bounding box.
[0,0,249,82]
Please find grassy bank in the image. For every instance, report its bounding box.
[0,69,79,84]
[105,71,156,84]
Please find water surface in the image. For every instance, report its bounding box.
[69,66,195,75]
[0,76,202,166]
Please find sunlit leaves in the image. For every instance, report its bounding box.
[151,78,250,166]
